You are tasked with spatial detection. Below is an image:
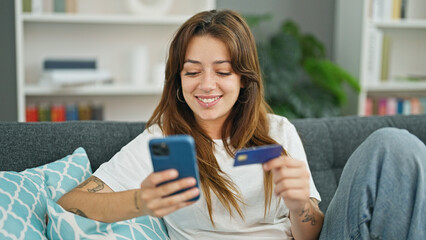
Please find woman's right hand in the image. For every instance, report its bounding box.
[137,169,200,217]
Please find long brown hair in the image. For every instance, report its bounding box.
[147,10,280,225]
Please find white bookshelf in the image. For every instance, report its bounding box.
[15,0,216,122]
[357,0,426,115]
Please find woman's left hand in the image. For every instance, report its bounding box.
[263,155,311,213]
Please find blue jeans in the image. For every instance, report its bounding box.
[319,128,426,240]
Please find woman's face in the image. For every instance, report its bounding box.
[180,35,242,133]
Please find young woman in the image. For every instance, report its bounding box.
[58,9,323,239]
[58,9,426,240]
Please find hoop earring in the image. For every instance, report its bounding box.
[176,87,185,103]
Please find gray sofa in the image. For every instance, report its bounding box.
[1,114,425,213]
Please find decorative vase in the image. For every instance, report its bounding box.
[126,0,173,15]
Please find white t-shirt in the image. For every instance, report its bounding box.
[94,114,321,239]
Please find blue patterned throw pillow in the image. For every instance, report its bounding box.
[46,199,170,240]
[0,147,91,240]
[23,147,91,201]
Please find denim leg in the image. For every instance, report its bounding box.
[319,128,426,240]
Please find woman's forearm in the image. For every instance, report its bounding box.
[290,198,324,240]
[57,188,143,223]
[57,171,199,223]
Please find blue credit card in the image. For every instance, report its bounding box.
[234,144,283,167]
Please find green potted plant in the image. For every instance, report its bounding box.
[247,16,360,118]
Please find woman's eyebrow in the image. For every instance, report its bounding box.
[183,59,231,65]
[183,59,201,64]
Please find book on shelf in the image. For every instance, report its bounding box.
[40,58,112,87]
[365,96,426,116]
[421,98,426,113]
[406,0,426,19]
[44,0,53,13]
[51,104,66,122]
[397,98,404,114]
[365,98,374,116]
[38,103,51,121]
[25,104,38,122]
[91,103,103,121]
[411,98,421,114]
[41,70,113,86]
[386,97,397,115]
[65,0,77,13]
[400,0,407,18]
[371,0,408,20]
[77,104,91,121]
[54,0,66,12]
[22,0,32,12]
[26,102,104,122]
[392,0,402,19]
[366,27,383,85]
[31,0,43,14]
[369,32,394,84]
[378,98,387,115]
[66,104,78,121]
[380,34,391,82]
[44,59,97,69]
[22,0,78,13]
[403,99,411,115]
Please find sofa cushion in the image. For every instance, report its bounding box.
[46,199,169,240]
[0,148,91,239]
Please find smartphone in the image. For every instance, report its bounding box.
[149,135,200,202]
[234,144,283,167]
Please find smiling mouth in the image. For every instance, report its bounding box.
[197,96,221,103]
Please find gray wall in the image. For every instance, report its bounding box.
[0,0,18,121]
[334,0,364,115]
[217,0,336,59]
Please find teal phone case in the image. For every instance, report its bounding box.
[149,135,200,201]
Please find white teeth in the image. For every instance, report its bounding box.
[198,96,219,103]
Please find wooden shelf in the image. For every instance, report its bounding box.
[25,84,163,96]
[22,13,190,25]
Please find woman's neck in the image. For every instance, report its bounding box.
[196,119,225,140]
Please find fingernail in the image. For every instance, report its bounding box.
[170,170,178,177]
[187,178,195,185]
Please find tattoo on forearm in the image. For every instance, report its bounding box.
[134,191,140,210]
[68,208,88,218]
[77,176,105,193]
[299,207,316,225]
[87,176,105,192]
[76,177,91,188]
